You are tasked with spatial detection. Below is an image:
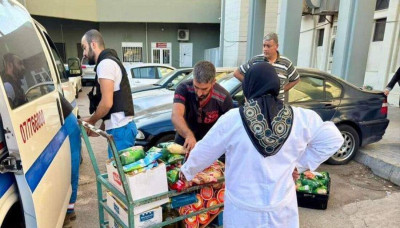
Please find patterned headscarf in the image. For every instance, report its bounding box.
[239,62,293,157]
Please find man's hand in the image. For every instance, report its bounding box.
[184,134,197,152]
[81,116,98,137]
[384,89,390,96]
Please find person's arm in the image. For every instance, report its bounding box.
[84,78,114,125]
[296,121,344,173]
[284,79,300,91]
[284,61,300,92]
[384,67,400,96]
[180,112,229,181]
[233,68,244,82]
[171,103,196,151]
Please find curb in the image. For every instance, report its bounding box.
[355,148,400,186]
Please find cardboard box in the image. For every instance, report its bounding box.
[107,192,163,228]
[106,161,169,214]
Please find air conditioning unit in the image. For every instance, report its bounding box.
[177,29,189,41]
[302,0,313,15]
[305,0,340,15]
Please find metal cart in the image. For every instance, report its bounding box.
[79,120,224,228]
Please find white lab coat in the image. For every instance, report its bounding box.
[181,107,344,228]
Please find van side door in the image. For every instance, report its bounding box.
[0,2,71,227]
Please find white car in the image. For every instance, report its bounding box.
[123,63,175,88]
[64,62,82,98]
[81,63,96,86]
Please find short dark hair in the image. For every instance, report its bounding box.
[193,61,216,83]
[83,29,105,48]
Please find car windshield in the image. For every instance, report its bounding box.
[170,71,239,92]
[170,72,194,90]
[217,73,241,93]
[156,70,179,86]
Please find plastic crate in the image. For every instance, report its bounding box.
[296,175,331,210]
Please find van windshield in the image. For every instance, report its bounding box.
[0,1,55,109]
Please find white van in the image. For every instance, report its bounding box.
[0,1,80,227]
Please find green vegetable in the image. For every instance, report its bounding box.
[297,185,311,193]
[301,179,321,189]
[312,186,328,195]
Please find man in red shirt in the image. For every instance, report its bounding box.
[172,61,233,152]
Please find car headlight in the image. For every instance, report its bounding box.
[136,130,145,140]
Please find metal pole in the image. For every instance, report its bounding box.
[246,0,266,60]
[277,0,303,65]
[219,0,226,67]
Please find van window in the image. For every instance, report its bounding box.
[0,1,55,109]
[44,33,69,83]
[131,67,156,79]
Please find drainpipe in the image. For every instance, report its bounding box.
[218,0,225,67]
[145,23,149,63]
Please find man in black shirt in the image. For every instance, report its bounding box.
[172,61,233,151]
[2,53,27,108]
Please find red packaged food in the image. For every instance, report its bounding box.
[184,209,198,225]
[192,194,204,210]
[170,180,186,192]
[217,189,225,203]
[206,198,220,214]
[179,205,192,215]
[197,211,210,225]
[200,186,214,200]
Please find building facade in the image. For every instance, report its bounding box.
[25,0,221,68]
[220,0,399,106]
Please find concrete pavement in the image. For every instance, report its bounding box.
[356,105,400,186]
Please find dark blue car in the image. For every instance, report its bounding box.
[134,68,389,165]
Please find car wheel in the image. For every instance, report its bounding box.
[327,124,360,165]
[75,87,79,98]
[154,134,175,147]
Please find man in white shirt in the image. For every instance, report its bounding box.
[81,29,136,158]
[181,62,343,228]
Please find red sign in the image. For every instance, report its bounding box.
[113,172,122,186]
[156,42,167,48]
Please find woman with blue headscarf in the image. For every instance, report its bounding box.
[181,62,343,227]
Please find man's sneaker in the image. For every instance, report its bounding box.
[67,211,77,221]
[63,211,76,228]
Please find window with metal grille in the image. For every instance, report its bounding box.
[373,18,386,42]
[122,42,143,63]
[375,0,390,10]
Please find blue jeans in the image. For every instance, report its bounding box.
[106,121,137,158]
[64,114,81,210]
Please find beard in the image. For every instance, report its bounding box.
[14,68,25,80]
[197,92,209,101]
[87,46,96,65]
